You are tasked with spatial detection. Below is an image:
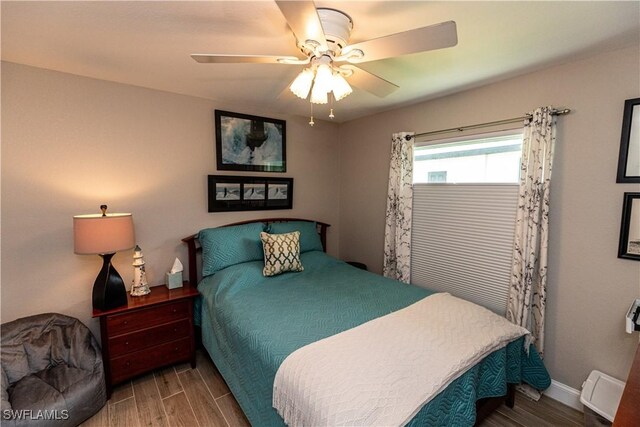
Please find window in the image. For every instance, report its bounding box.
[414,132,522,184]
[410,130,523,314]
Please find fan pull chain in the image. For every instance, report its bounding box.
[329,94,335,119]
[309,103,315,126]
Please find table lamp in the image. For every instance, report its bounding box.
[74,205,135,310]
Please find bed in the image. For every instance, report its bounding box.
[182,218,550,426]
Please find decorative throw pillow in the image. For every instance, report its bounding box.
[260,231,304,277]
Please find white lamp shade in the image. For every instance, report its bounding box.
[289,68,314,99]
[310,83,328,104]
[314,64,333,93]
[73,213,135,254]
[310,64,333,104]
[332,73,353,101]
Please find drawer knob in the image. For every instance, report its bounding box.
[126,361,130,367]
[172,309,177,313]
[123,320,128,325]
[173,328,178,332]
[125,341,129,346]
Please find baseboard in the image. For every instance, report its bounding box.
[543,379,583,411]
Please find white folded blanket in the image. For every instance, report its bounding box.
[273,293,528,426]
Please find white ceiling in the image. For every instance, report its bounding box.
[2,1,639,122]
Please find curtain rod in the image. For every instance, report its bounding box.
[407,108,571,140]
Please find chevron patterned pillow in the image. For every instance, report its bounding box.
[260,231,304,277]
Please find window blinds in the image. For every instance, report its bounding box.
[410,184,518,314]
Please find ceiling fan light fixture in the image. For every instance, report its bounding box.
[193,2,459,125]
[290,68,315,99]
[331,72,353,101]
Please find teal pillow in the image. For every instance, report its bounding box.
[267,221,324,253]
[199,222,265,276]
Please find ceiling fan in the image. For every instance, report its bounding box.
[191,1,457,122]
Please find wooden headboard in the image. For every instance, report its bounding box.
[181,218,330,285]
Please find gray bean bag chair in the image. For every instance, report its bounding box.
[1,313,106,427]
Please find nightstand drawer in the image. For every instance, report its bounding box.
[108,319,191,356]
[110,337,191,384]
[106,300,189,335]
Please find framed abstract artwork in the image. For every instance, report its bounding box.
[208,175,293,212]
[215,110,286,173]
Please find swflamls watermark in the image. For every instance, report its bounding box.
[2,409,69,420]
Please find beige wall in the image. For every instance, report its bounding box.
[1,62,340,338]
[338,46,640,389]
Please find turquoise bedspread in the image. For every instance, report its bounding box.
[198,251,550,426]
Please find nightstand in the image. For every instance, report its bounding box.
[93,283,199,398]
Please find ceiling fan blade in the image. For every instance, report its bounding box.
[343,21,457,64]
[275,0,328,51]
[191,54,304,64]
[344,65,399,98]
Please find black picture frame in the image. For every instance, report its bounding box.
[616,98,640,183]
[215,110,286,173]
[618,192,640,261]
[208,175,293,212]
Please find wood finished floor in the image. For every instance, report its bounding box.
[81,349,249,427]
[82,349,583,427]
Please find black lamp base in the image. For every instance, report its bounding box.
[92,253,128,311]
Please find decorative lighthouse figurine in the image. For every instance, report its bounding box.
[130,245,151,296]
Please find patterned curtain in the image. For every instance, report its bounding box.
[383,132,415,283]
[507,107,556,357]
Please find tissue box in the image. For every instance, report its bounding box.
[166,271,183,289]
